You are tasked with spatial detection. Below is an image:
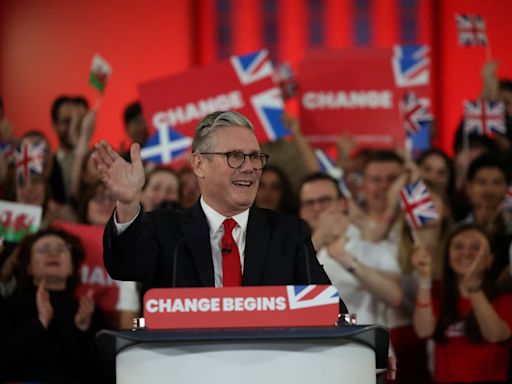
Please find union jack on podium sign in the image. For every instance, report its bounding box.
[143,285,340,330]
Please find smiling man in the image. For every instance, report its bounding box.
[94,111,330,288]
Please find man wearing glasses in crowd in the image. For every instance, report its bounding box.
[94,111,331,288]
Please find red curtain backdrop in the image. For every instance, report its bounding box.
[1,0,512,154]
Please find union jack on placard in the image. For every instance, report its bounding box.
[500,186,512,212]
[463,99,506,137]
[399,179,439,229]
[315,148,352,199]
[14,142,46,184]
[250,88,289,141]
[140,125,192,164]
[287,285,339,310]
[455,14,487,46]
[231,50,274,85]
[392,45,431,88]
[401,92,432,135]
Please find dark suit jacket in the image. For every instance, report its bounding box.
[103,202,331,287]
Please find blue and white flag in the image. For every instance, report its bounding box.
[140,125,192,165]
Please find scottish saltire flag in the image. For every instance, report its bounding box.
[315,149,352,199]
[14,142,46,184]
[463,99,506,137]
[230,49,274,85]
[287,285,339,310]
[455,14,487,46]
[89,54,112,92]
[140,125,192,164]
[401,92,432,135]
[399,179,439,229]
[392,45,430,88]
[500,186,512,212]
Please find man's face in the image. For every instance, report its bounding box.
[467,167,507,209]
[53,102,82,149]
[299,179,342,229]
[193,126,262,216]
[126,115,149,145]
[362,161,402,215]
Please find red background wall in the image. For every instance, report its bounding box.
[1,0,512,155]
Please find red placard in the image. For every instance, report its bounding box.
[144,285,339,330]
[299,47,432,150]
[138,50,288,146]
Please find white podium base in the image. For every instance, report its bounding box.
[117,339,375,384]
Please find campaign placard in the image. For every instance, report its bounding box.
[144,285,340,330]
[138,50,288,165]
[299,46,432,150]
[0,200,42,242]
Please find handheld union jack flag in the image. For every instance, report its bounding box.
[455,14,487,46]
[401,92,432,135]
[286,285,339,310]
[500,186,512,212]
[463,99,506,137]
[392,45,431,88]
[399,179,439,230]
[14,142,46,184]
[140,125,192,165]
[315,148,352,199]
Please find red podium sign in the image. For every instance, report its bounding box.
[144,285,339,330]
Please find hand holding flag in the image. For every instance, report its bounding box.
[399,179,439,231]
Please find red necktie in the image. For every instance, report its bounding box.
[221,218,242,286]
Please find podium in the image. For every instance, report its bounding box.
[97,325,389,384]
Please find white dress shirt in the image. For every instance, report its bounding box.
[113,197,249,287]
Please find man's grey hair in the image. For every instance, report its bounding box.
[192,111,254,153]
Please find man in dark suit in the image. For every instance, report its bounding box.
[94,111,331,288]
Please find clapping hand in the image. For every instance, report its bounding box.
[36,279,53,329]
[75,289,95,331]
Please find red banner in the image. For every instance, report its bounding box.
[144,285,339,330]
[299,46,432,150]
[138,50,289,165]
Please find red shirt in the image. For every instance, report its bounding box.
[433,293,512,383]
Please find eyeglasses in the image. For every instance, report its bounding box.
[301,195,336,209]
[200,151,270,170]
[34,243,72,256]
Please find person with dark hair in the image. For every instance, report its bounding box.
[0,228,108,383]
[461,153,512,278]
[255,165,299,216]
[413,224,512,383]
[51,94,96,203]
[298,172,346,250]
[123,101,149,147]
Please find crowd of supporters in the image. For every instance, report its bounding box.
[1,61,512,383]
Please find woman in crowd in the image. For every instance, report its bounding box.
[78,181,116,226]
[255,165,299,215]
[141,167,181,212]
[413,224,512,383]
[0,228,108,383]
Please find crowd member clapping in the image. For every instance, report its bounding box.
[413,224,512,383]
[0,228,108,383]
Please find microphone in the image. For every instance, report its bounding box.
[172,238,186,288]
[295,236,312,285]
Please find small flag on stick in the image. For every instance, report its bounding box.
[89,54,112,92]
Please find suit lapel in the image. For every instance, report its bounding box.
[243,207,270,285]
[180,202,215,287]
